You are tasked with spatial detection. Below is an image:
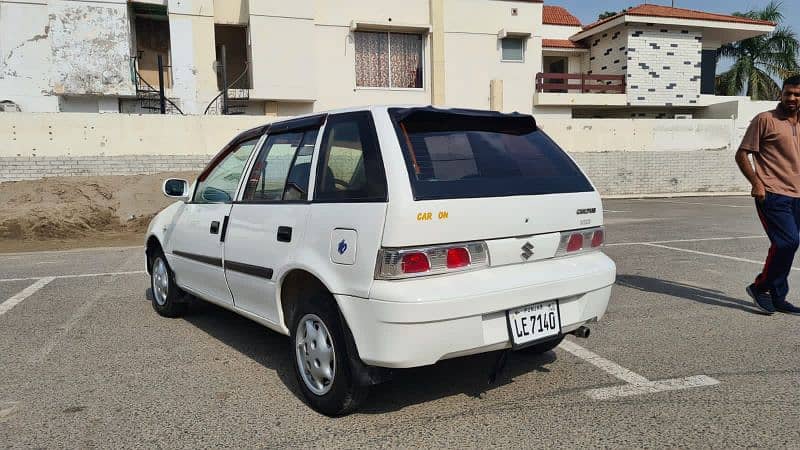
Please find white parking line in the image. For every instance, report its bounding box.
[0,277,55,317]
[606,235,764,247]
[559,340,720,400]
[0,270,146,283]
[642,243,800,271]
[0,245,142,258]
[634,199,752,209]
[0,401,20,420]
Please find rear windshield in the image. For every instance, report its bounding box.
[390,108,593,200]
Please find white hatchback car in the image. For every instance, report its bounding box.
[145,106,616,415]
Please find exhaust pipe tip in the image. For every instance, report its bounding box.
[571,326,591,338]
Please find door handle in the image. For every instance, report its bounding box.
[210,221,220,234]
[277,226,292,242]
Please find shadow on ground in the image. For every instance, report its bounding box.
[177,297,558,414]
[616,274,763,315]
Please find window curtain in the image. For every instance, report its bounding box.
[355,32,389,87]
[390,33,422,88]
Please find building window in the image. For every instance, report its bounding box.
[354,31,423,89]
[501,38,525,62]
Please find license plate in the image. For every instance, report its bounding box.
[506,300,561,348]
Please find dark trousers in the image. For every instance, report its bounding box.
[754,192,800,301]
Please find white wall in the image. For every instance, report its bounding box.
[48,0,134,96]
[627,25,702,106]
[538,118,733,153]
[541,24,581,40]
[442,0,542,113]
[585,25,627,77]
[0,113,269,157]
[0,1,57,112]
[307,0,433,110]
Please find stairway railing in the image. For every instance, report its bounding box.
[130,56,185,115]
[204,62,251,115]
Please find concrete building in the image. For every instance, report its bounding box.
[0,1,775,118]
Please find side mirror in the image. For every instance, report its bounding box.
[163,178,189,199]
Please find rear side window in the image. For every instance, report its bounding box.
[314,112,387,202]
[390,108,593,200]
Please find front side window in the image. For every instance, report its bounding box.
[194,137,259,203]
[501,38,525,62]
[315,112,387,202]
[354,31,423,88]
[241,129,319,202]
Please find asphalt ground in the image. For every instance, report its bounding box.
[1,196,799,448]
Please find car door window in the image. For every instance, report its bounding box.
[315,112,387,202]
[194,138,260,204]
[242,129,319,202]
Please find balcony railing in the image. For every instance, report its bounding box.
[535,73,626,94]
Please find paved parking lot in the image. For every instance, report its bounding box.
[1,196,799,448]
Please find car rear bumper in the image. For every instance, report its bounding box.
[336,251,616,368]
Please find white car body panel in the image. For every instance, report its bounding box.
[223,203,310,324]
[145,105,616,370]
[169,202,234,305]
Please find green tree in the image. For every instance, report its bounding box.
[716,1,799,100]
[598,8,628,20]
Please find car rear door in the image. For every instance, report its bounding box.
[223,116,324,324]
[168,133,262,305]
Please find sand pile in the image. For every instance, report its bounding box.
[0,172,197,241]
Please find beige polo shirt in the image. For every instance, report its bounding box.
[739,104,800,197]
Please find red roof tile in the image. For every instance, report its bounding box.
[543,5,582,27]
[582,4,775,32]
[542,39,586,49]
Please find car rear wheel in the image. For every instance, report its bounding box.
[291,294,368,416]
[150,253,187,318]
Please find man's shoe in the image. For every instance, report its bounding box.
[772,299,800,315]
[746,284,776,314]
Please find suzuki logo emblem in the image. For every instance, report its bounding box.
[521,242,534,261]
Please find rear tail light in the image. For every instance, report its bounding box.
[377,242,489,279]
[566,233,584,252]
[401,252,430,274]
[446,247,471,268]
[591,229,604,248]
[556,226,604,257]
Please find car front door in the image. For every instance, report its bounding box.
[223,117,322,324]
[168,134,262,305]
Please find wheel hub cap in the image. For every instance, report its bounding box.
[295,314,335,395]
[152,258,169,306]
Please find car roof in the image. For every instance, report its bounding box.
[239,105,536,136]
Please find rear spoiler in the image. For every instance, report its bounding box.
[388,106,537,135]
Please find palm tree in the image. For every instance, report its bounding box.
[716,1,799,100]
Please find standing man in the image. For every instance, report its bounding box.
[736,75,800,315]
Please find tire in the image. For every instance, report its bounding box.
[290,294,369,416]
[149,252,188,318]
[519,335,565,355]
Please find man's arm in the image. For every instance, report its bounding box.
[735,148,765,202]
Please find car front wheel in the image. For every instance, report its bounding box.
[291,295,368,416]
[150,253,187,318]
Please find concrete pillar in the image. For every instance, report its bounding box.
[168,0,218,114]
[429,0,445,106]
[490,79,503,112]
[264,101,278,117]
